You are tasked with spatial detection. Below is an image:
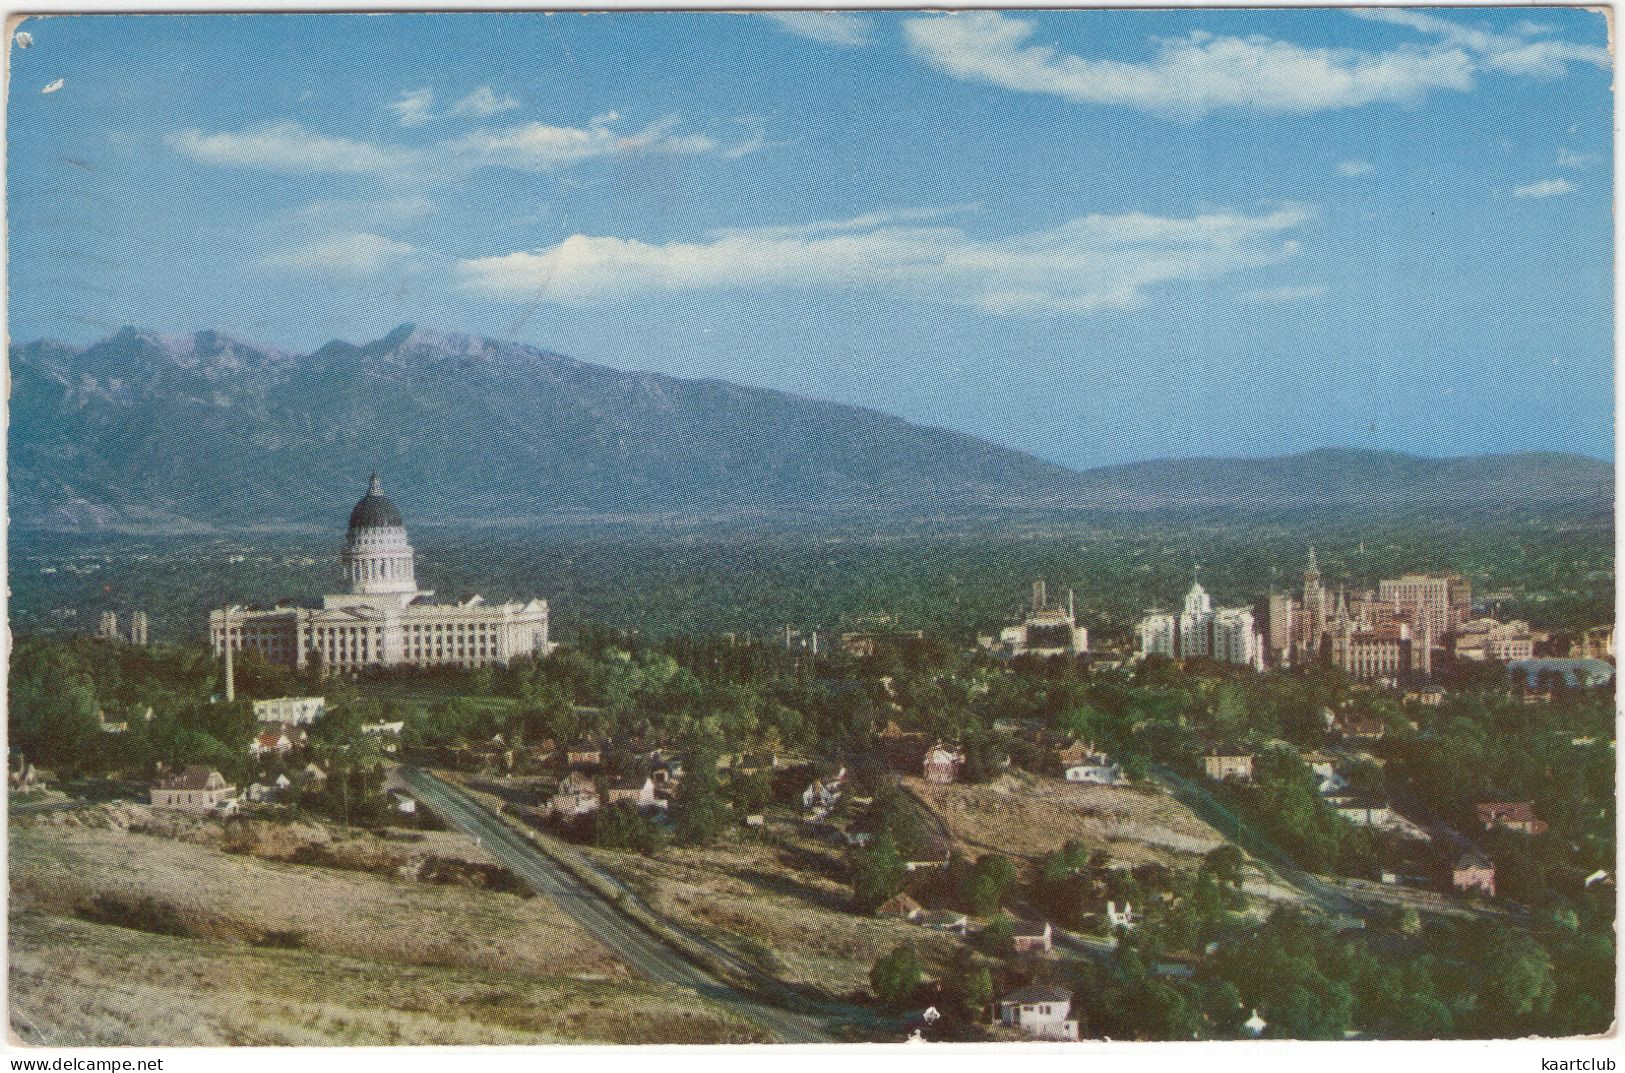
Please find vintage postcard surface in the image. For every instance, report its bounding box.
[3,6,1616,1055]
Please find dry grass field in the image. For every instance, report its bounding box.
[10,911,766,1046]
[904,771,1224,873]
[9,820,769,1045]
[579,835,965,996]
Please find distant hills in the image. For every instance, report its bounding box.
[9,325,1613,533]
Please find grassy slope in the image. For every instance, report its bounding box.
[9,824,769,1046]
[10,912,767,1046]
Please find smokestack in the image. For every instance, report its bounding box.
[223,607,235,703]
[1033,579,1047,614]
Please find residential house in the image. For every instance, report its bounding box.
[247,772,294,803]
[1202,750,1254,782]
[1334,711,1386,741]
[1011,919,1053,954]
[250,723,307,758]
[360,720,404,753]
[1476,801,1549,836]
[1329,797,1394,828]
[465,735,514,773]
[252,696,326,725]
[1054,739,1096,773]
[918,909,969,935]
[922,743,966,784]
[551,770,600,818]
[876,892,923,921]
[606,775,656,809]
[1106,901,1136,930]
[649,752,685,785]
[1064,758,1124,785]
[566,740,603,768]
[802,777,843,814]
[1453,852,1496,897]
[993,985,1079,1041]
[299,762,327,789]
[151,766,236,813]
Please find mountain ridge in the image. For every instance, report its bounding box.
[9,325,1612,533]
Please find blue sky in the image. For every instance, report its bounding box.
[7,8,1613,469]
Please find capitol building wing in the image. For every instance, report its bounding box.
[209,475,550,672]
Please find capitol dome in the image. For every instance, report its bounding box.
[341,473,417,596]
[348,473,404,530]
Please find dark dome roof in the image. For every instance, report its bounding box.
[348,474,404,530]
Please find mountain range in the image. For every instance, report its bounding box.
[9,325,1613,533]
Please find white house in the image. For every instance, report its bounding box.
[1064,759,1124,786]
[151,766,236,813]
[253,696,327,725]
[1107,901,1136,930]
[360,721,405,753]
[994,985,1079,1041]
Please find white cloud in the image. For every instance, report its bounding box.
[1337,160,1374,177]
[904,10,1605,118]
[455,203,1314,315]
[1244,283,1326,304]
[448,115,758,172]
[169,122,417,173]
[1557,147,1599,169]
[1352,9,1608,78]
[707,204,980,242]
[763,12,874,47]
[262,232,419,276]
[903,13,1476,117]
[390,88,436,127]
[450,86,521,119]
[292,195,438,226]
[1513,178,1576,199]
[172,114,758,177]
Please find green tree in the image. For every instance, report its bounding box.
[870,944,922,1009]
[851,831,906,910]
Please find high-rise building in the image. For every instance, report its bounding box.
[1378,573,1471,636]
[210,474,551,672]
[129,611,149,645]
[97,611,119,640]
[1138,579,1263,669]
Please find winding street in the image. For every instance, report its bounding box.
[397,768,835,1044]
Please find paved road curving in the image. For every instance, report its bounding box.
[399,768,835,1044]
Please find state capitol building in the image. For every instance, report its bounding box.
[209,475,551,672]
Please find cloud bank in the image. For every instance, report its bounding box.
[453,204,1314,314]
[904,10,1605,117]
[171,113,762,177]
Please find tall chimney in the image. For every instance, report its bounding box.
[223,607,235,703]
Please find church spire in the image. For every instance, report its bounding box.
[368,472,382,496]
